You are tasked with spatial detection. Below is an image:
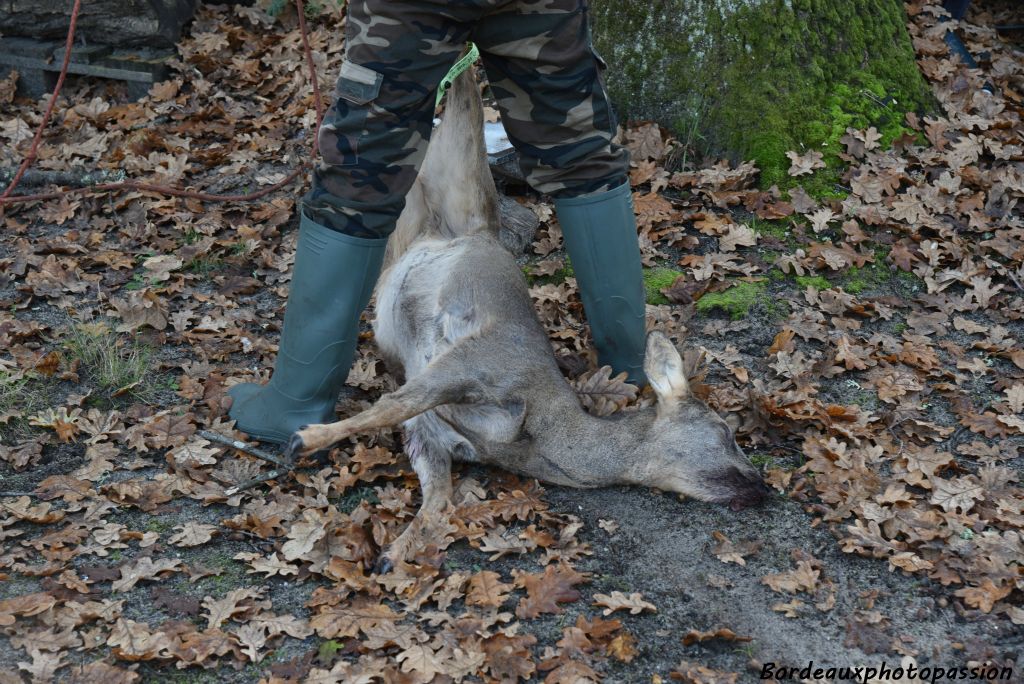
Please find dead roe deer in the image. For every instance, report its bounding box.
[287,70,768,570]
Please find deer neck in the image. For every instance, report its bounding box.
[522,379,655,489]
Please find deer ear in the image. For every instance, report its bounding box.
[644,332,689,405]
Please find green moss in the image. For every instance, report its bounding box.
[795,275,831,291]
[643,267,684,305]
[337,485,379,514]
[838,249,924,295]
[696,281,767,320]
[749,218,791,241]
[592,0,934,195]
[524,260,574,286]
[144,518,174,534]
[748,453,778,469]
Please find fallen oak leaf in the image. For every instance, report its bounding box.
[606,631,638,662]
[0,592,58,626]
[514,563,586,619]
[772,599,805,618]
[670,660,739,683]
[168,522,218,547]
[574,366,638,416]
[202,587,268,630]
[785,149,825,176]
[681,627,752,647]
[761,560,820,595]
[710,530,762,565]
[466,570,514,608]
[111,557,185,592]
[592,591,656,616]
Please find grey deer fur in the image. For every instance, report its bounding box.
[289,69,767,570]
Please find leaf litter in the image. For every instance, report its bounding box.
[1,0,1023,681]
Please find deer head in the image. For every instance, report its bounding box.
[630,332,768,511]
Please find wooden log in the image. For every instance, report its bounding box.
[0,0,198,47]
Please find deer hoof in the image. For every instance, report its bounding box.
[373,552,394,575]
[285,430,307,460]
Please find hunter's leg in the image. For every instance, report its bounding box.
[473,2,647,384]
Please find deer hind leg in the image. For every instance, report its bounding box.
[286,347,489,459]
[376,411,475,573]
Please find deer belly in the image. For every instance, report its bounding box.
[373,240,467,375]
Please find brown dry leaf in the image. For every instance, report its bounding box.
[106,619,174,660]
[169,522,218,547]
[466,570,514,608]
[233,552,298,578]
[482,634,537,682]
[573,366,638,416]
[710,530,762,565]
[681,627,752,647]
[624,122,665,160]
[670,661,739,683]
[761,560,820,595]
[112,557,185,592]
[929,476,983,513]
[718,223,757,252]
[592,591,656,616]
[17,649,66,682]
[281,512,328,561]
[786,149,826,176]
[514,563,586,619]
[310,597,403,639]
[396,643,445,680]
[110,290,168,332]
[0,592,58,626]
[202,587,267,629]
[772,599,805,618]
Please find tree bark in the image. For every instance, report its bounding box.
[0,0,198,47]
[589,0,933,188]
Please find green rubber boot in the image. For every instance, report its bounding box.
[228,212,387,444]
[554,181,647,385]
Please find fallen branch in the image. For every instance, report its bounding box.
[0,167,125,190]
[197,429,293,469]
[224,468,290,496]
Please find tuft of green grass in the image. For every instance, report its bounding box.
[65,321,152,398]
[186,256,224,277]
[0,371,32,417]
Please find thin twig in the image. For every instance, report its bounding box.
[197,430,293,468]
[224,468,289,496]
[0,491,38,497]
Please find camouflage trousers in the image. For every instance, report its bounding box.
[304,0,629,238]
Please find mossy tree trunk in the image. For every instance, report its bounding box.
[590,0,933,187]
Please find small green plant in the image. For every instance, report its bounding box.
[186,256,224,278]
[66,321,152,398]
[123,272,159,290]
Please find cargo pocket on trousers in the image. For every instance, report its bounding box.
[330,60,383,165]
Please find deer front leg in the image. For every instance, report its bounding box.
[375,414,454,573]
[286,349,489,459]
